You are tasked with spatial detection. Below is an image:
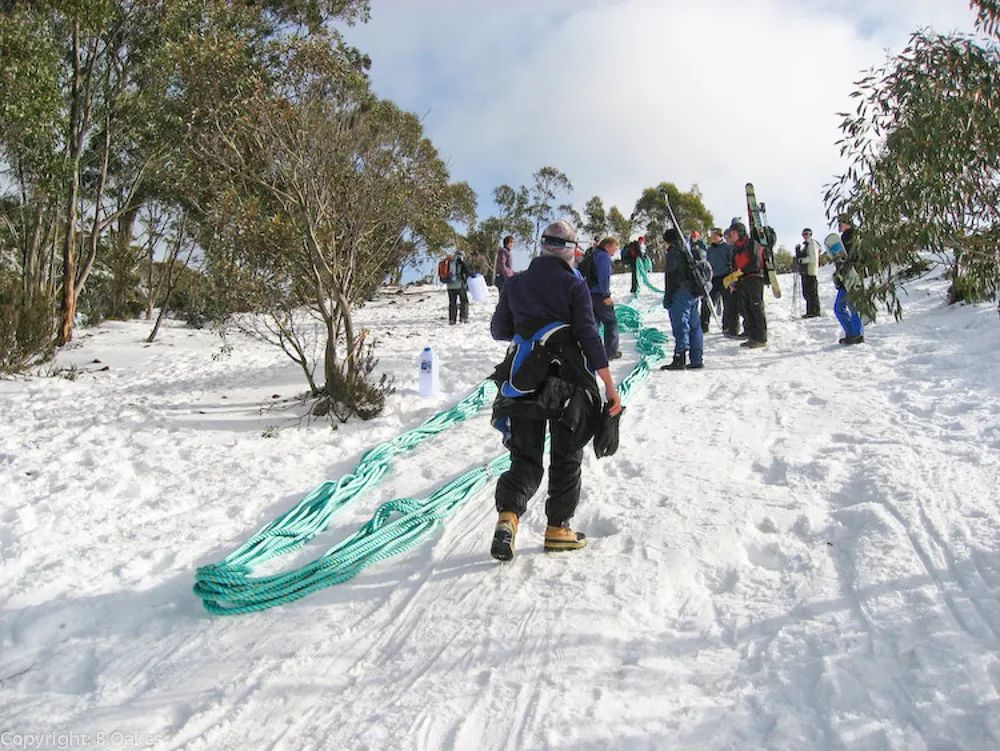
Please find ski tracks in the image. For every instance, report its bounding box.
[794,312,1000,747]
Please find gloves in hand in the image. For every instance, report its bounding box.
[723,269,743,289]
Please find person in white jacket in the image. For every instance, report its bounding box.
[795,228,822,318]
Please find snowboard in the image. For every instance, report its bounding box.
[823,232,863,294]
[745,183,782,298]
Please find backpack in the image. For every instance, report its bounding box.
[578,247,599,286]
[437,255,455,283]
[688,244,713,292]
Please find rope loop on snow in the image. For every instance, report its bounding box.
[194,284,670,615]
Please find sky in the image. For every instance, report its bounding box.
[341,0,979,261]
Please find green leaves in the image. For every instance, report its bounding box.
[826,25,1000,314]
[632,182,715,247]
[0,9,63,177]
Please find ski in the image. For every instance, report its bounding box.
[745,183,782,298]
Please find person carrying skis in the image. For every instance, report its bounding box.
[588,237,622,360]
[495,235,515,294]
[795,227,821,318]
[488,220,622,561]
[834,214,864,345]
[702,227,736,335]
[660,227,705,370]
[445,248,472,325]
[723,221,767,348]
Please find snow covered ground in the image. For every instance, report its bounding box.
[2,267,999,750]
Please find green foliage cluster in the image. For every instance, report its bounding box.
[826,0,1000,317]
[632,183,714,254]
[463,173,715,283]
[0,1,479,421]
[0,270,53,374]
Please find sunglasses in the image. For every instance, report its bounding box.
[540,235,579,249]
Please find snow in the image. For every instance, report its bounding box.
[2,268,999,750]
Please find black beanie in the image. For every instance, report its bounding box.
[663,227,682,245]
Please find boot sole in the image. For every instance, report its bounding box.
[491,525,516,561]
[543,538,588,552]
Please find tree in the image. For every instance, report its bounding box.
[606,206,632,246]
[582,196,608,243]
[463,183,532,283]
[825,0,1000,316]
[527,166,573,254]
[631,182,715,254]
[558,202,582,230]
[0,0,372,360]
[192,36,466,420]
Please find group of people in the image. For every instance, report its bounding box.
[433,214,865,561]
[660,215,865,368]
[659,220,769,369]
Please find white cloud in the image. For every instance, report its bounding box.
[344,0,978,251]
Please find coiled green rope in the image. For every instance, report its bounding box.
[194,284,670,615]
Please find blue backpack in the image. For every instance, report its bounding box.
[499,322,570,398]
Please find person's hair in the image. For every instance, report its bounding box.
[711,227,723,236]
[503,235,514,247]
[598,237,618,250]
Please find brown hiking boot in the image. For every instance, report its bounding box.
[491,511,519,561]
[543,523,588,552]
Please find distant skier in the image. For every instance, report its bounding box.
[723,221,767,348]
[443,248,472,325]
[834,214,864,345]
[495,235,515,294]
[702,227,736,335]
[488,220,622,561]
[588,237,622,360]
[622,236,646,294]
[660,227,704,370]
[795,228,821,318]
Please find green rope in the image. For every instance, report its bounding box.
[637,255,664,295]
[194,289,671,615]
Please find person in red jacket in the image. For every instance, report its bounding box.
[723,221,767,348]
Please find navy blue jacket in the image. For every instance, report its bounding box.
[706,241,734,278]
[663,242,696,302]
[587,247,613,297]
[491,255,609,370]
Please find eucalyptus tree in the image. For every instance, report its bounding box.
[631,182,715,253]
[825,0,1000,316]
[527,166,573,254]
[189,36,470,420]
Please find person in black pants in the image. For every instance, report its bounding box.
[445,248,471,324]
[702,228,735,334]
[724,221,767,348]
[796,227,822,318]
[488,220,622,561]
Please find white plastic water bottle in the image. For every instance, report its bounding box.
[418,347,439,396]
